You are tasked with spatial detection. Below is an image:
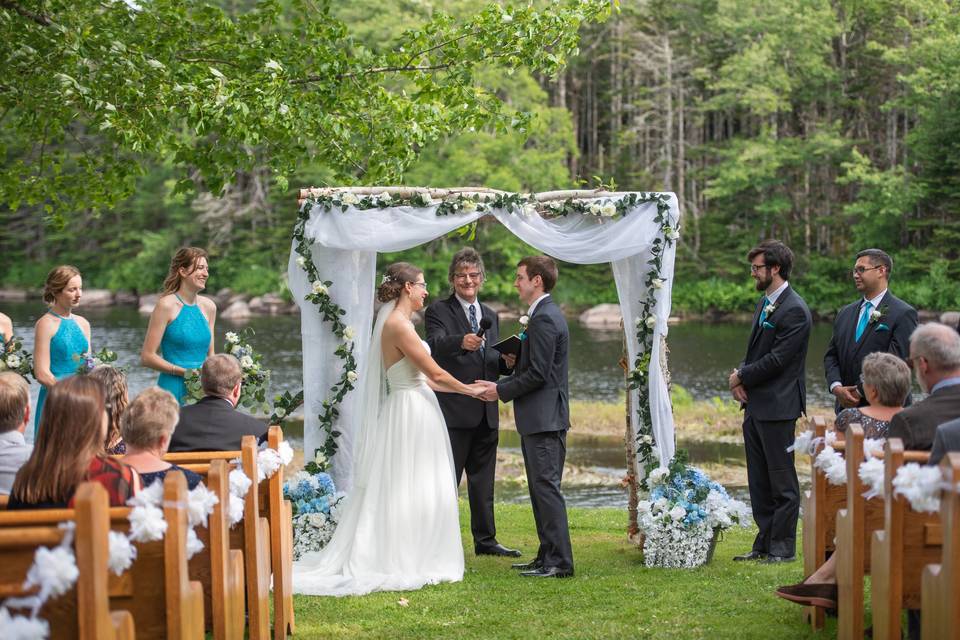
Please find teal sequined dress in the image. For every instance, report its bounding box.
[35,311,89,433]
[157,295,212,404]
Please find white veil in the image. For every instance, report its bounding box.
[349,299,394,490]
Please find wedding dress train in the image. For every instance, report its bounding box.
[292,302,464,596]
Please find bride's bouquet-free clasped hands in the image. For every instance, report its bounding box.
[637,451,751,568]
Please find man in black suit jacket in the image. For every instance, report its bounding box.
[728,240,812,563]
[169,353,267,452]
[887,322,960,450]
[480,255,573,579]
[424,248,519,558]
[824,249,917,413]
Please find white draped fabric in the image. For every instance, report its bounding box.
[288,195,680,491]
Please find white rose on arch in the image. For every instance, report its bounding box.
[645,315,657,329]
[521,203,538,217]
[346,370,358,383]
[652,278,665,289]
[600,202,617,217]
[296,255,307,268]
[462,200,478,213]
[343,326,355,341]
[311,281,328,296]
[342,192,360,206]
[589,203,601,216]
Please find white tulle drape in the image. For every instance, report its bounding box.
[288,196,680,490]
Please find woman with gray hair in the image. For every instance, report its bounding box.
[121,387,202,489]
[835,351,912,439]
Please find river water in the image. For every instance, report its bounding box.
[3,301,835,506]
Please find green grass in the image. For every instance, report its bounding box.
[291,503,835,639]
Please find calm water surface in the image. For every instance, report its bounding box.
[4,302,834,507]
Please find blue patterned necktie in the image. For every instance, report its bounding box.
[855,301,873,342]
[758,296,770,327]
[468,304,484,356]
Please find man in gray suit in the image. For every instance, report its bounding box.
[929,419,960,466]
[478,255,573,578]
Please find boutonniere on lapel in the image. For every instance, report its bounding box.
[518,315,529,340]
[870,304,890,331]
[761,302,778,330]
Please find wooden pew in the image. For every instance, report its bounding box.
[190,459,245,640]
[800,415,845,629]
[164,436,272,640]
[870,439,939,640]
[921,452,960,640]
[0,473,204,639]
[0,483,135,640]
[835,425,887,640]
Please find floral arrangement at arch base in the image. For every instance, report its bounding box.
[284,455,345,560]
[637,451,751,568]
[0,336,33,379]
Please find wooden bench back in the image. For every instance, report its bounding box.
[0,483,135,640]
[921,452,960,640]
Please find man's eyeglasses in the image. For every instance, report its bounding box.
[453,272,482,281]
[750,264,770,273]
[852,265,883,275]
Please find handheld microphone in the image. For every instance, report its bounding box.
[462,317,492,355]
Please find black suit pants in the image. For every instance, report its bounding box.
[742,414,800,557]
[520,430,573,571]
[448,417,500,548]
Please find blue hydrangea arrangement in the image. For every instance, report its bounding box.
[283,470,344,559]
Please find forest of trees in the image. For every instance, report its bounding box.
[3,0,959,315]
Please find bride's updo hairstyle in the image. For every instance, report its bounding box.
[377,262,423,303]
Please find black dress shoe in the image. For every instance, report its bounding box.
[520,566,574,579]
[511,559,543,570]
[763,554,796,564]
[733,551,767,561]
[475,543,522,557]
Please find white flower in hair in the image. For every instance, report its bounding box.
[342,192,360,206]
[26,545,79,598]
[108,531,137,575]
[311,281,328,296]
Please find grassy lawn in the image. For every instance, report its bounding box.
[292,502,835,639]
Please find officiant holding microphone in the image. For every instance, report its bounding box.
[425,248,520,557]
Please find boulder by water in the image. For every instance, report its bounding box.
[579,303,622,329]
[221,300,252,320]
[81,289,113,307]
[0,289,29,301]
[138,293,159,315]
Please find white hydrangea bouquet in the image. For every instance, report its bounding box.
[283,455,345,560]
[0,335,33,379]
[185,328,271,413]
[638,452,751,568]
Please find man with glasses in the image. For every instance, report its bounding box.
[424,247,520,558]
[728,240,812,563]
[824,248,917,414]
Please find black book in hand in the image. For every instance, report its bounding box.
[491,334,522,356]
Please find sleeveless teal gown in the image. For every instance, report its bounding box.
[157,295,212,404]
[35,311,89,433]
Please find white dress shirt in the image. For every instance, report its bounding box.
[527,293,551,317]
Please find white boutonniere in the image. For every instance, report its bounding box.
[868,304,887,324]
[518,315,529,327]
[764,302,777,315]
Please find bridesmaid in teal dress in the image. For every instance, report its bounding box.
[141,247,216,404]
[33,265,92,433]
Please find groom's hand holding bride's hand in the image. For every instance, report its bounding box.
[472,380,499,402]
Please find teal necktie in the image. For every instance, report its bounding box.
[758,297,770,327]
[855,301,873,342]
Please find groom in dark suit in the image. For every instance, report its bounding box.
[823,248,917,414]
[728,240,812,563]
[425,248,519,558]
[479,255,573,578]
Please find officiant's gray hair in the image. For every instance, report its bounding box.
[447,247,486,283]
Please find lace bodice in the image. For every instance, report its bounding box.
[385,340,429,391]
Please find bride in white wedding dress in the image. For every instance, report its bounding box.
[293,262,486,596]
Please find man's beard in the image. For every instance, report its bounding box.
[754,275,772,291]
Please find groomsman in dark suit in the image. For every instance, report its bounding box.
[478,255,573,578]
[824,249,917,414]
[425,248,520,558]
[728,240,812,563]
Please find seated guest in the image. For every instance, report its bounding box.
[169,353,266,452]
[0,372,32,495]
[121,387,202,490]
[928,418,960,466]
[775,322,960,612]
[834,352,912,440]
[89,365,129,454]
[9,376,140,509]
